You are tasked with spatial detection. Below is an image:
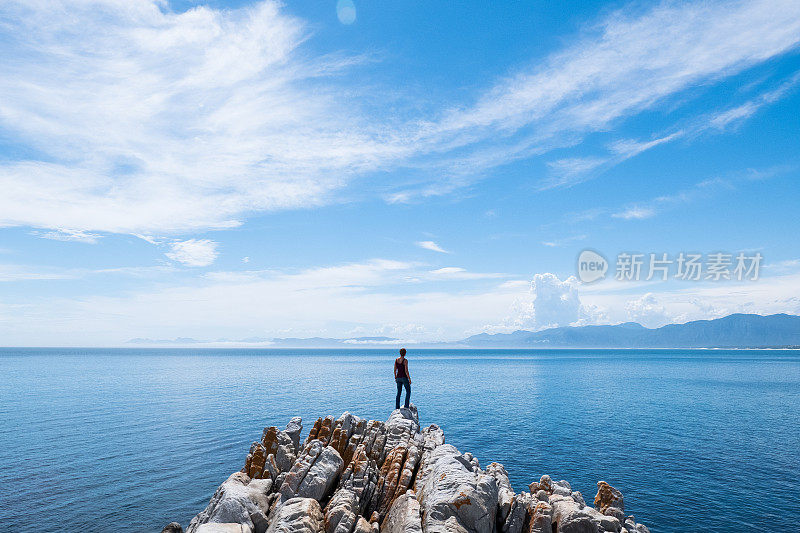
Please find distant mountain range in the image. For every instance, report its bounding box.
[461,313,800,348]
[126,313,800,349]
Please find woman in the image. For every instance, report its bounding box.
[394,348,411,409]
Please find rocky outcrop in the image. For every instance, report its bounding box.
[186,472,273,533]
[173,407,651,533]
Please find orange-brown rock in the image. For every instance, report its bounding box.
[594,480,624,514]
[245,441,267,479]
[261,426,280,456]
[306,417,323,444]
[526,500,552,533]
[316,416,335,445]
[528,474,554,494]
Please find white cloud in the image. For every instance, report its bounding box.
[612,206,656,220]
[1,0,799,234]
[485,273,604,333]
[165,239,219,267]
[0,0,407,234]
[625,293,670,328]
[428,267,505,280]
[32,229,102,243]
[416,241,450,254]
[541,234,587,248]
[2,258,800,344]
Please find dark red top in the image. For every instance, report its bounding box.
[395,357,407,379]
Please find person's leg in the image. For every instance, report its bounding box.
[404,379,411,408]
[396,379,402,410]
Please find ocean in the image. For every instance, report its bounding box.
[1,348,798,532]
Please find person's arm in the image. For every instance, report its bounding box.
[394,361,398,379]
[405,359,411,381]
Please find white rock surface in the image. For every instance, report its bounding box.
[266,497,324,533]
[187,473,272,533]
[382,491,423,533]
[414,444,498,533]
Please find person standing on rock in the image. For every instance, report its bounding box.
[394,348,411,409]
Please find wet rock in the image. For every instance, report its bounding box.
[187,473,272,533]
[267,497,324,533]
[382,491,422,533]
[162,522,183,533]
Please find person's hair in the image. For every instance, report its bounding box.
[399,348,406,356]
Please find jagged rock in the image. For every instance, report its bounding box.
[267,497,324,533]
[285,417,303,454]
[280,441,325,499]
[462,452,480,472]
[352,517,373,533]
[414,443,498,533]
[187,473,272,533]
[297,447,344,501]
[382,406,419,459]
[338,444,380,516]
[162,522,184,533]
[501,492,531,533]
[341,418,368,467]
[527,500,553,533]
[181,410,650,533]
[594,481,624,515]
[246,420,302,479]
[485,462,515,527]
[550,494,598,533]
[572,491,586,508]
[323,488,359,533]
[376,439,422,517]
[529,475,553,494]
[623,517,650,533]
[382,491,422,533]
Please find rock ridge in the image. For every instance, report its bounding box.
[169,406,650,533]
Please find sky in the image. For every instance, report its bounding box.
[1,0,799,346]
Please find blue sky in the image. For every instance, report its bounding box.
[1,0,799,345]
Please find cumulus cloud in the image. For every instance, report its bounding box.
[625,293,671,328]
[416,241,450,253]
[486,273,603,333]
[165,239,219,267]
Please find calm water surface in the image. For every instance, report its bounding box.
[1,348,798,532]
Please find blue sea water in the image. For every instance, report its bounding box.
[1,348,799,532]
